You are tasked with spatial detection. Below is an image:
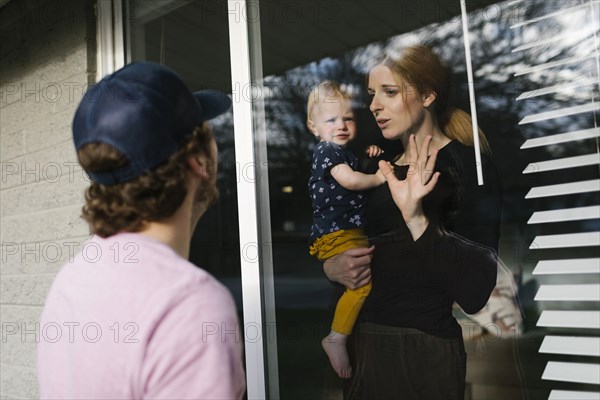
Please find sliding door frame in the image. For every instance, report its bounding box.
[96,0,511,398]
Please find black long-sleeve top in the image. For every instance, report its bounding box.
[360,140,500,338]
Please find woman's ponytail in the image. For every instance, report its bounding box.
[439,107,491,155]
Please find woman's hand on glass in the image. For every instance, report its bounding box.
[378,134,440,240]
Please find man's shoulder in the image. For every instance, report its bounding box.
[55,233,232,307]
[65,233,191,272]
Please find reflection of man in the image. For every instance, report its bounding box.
[37,62,245,399]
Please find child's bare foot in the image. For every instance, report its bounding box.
[322,331,352,379]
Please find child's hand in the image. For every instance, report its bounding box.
[365,145,384,158]
[376,169,386,185]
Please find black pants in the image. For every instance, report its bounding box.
[344,322,467,400]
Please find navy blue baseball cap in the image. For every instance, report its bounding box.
[73,61,232,185]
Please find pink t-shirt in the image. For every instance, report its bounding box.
[37,233,245,399]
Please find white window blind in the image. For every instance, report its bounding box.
[512,0,600,398]
[549,390,600,400]
[539,336,600,357]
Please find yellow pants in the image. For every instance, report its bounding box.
[310,229,371,335]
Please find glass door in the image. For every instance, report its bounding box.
[124,0,252,394]
[248,0,516,398]
[120,0,599,398]
[247,0,598,398]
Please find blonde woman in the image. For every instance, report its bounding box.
[324,46,501,399]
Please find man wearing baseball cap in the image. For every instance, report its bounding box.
[37,62,245,399]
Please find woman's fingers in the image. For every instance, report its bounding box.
[405,135,437,185]
[407,134,418,163]
[323,246,374,289]
[343,245,375,258]
[417,135,432,161]
[378,160,399,183]
[425,147,438,170]
[422,147,439,184]
[423,171,441,193]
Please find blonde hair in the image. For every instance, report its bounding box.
[380,45,491,154]
[306,81,353,127]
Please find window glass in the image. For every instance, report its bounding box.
[126,0,243,336]
[126,0,599,397]
[254,0,599,398]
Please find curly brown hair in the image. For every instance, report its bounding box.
[78,123,214,238]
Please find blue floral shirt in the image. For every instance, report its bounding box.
[309,142,368,242]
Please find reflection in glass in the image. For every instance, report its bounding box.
[257,0,599,398]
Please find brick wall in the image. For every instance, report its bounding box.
[0,1,96,397]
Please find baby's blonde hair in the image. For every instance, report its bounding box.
[306,81,353,127]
